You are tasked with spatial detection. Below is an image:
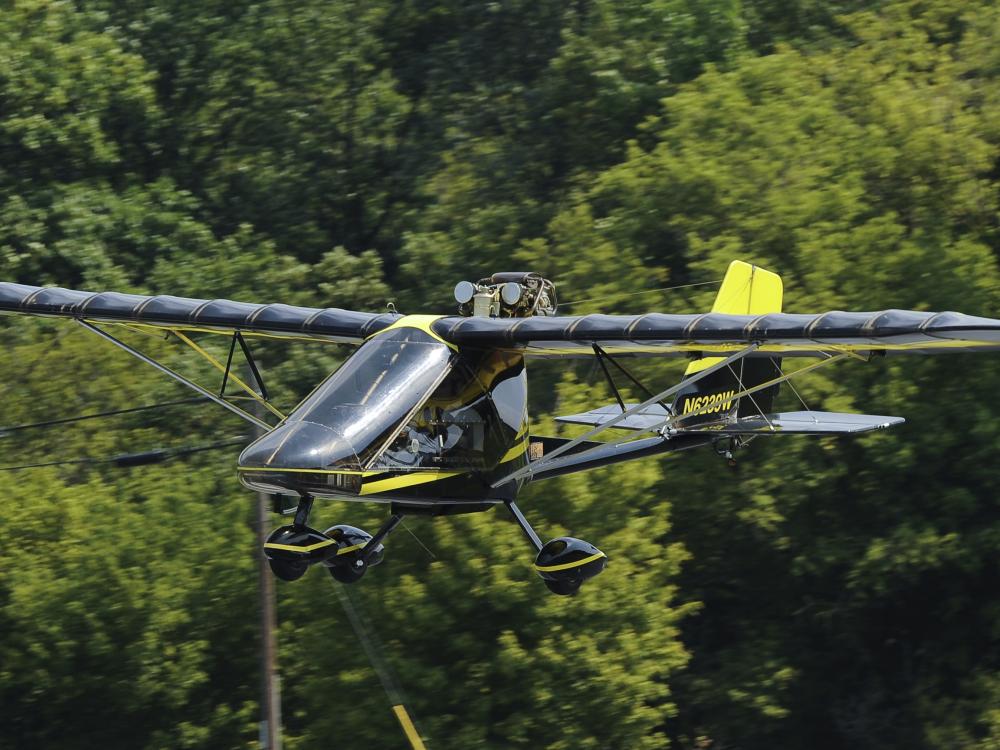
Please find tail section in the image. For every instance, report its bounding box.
[674,261,783,425]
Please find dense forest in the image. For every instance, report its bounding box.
[2,0,1000,747]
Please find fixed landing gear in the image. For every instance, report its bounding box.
[263,494,607,595]
[323,521,393,583]
[715,436,746,471]
[504,500,608,596]
[262,494,402,584]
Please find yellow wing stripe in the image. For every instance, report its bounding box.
[534,551,607,573]
[520,339,990,357]
[94,320,350,345]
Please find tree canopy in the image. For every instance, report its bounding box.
[2,0,1000,747]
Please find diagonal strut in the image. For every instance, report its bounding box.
[492,343,760,487]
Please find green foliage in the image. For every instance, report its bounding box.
[4,0,1000,748]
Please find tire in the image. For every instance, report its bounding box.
[269,558,308,582]
[544,578,582,596]
[329,560,367,584]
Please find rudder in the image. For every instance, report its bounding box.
[674,261,783,424]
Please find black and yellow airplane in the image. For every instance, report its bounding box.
[2,261,1000,594]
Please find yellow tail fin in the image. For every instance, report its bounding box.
[685,261,783,376]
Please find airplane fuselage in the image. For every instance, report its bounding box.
[238,320,530,511]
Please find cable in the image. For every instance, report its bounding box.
[331,582,429,749]
[172,438,248,458]
[0,437,246,472]
[0,397,210,435]
[401,519,437,560]
[0,457,94,471]
[558,279,723,308]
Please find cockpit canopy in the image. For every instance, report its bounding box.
[239,327,525,474]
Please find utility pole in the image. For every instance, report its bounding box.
[256,484,282,749]
[251,378,282,749]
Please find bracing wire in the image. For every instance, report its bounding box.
[775,358,815,414]
[0,397,210,435]
[726,362,774,431]
[0,437,246,472]
[401,519,437,560]
[558,278,723,308]
[332,583,429,749]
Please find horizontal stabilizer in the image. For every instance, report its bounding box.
[556,405,904,435]
[556,403,670,432]
[676,411,904,435]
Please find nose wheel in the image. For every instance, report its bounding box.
[330,558,368,584]
[322,523,389,583]
[262,495,403,584]
[269,557,308,582]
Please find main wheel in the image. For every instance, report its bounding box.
[269,557,308,582]
[329,559,367,584]
[544,578,582,596]
[534,536,607,594]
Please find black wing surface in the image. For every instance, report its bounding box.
[428,308,1000,358]
[4,282,1000,357]
[0,282,399,343]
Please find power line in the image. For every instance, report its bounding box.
[0,397,210,435]
[332,583,429,749]
[0,437,247,472]
[558,278,723,308]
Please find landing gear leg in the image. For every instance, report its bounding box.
[293,493,314,528]
[504,500,543,553]
[503,500,607,596]
[325,512,404,584]
[265,493,318,582]
[362,512,405,561]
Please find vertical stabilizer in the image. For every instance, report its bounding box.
[675,262,783,424]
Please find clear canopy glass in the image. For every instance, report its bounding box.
[239,328,453,471]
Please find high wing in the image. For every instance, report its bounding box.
[0,282,400,344]
[430,260,1000,357]
[0,282,409,430]
[428,309,1000,358]
[3,278,1000,357]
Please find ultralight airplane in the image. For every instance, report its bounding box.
[2,261,1000,594]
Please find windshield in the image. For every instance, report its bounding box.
[371,348,525,471]
[239,328,453,471]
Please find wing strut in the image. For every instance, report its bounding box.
[661,354,848,431]
[78,321,273,431]
[172,330,284,420]
[519,352,850,482]
[592,344,626,412]
[493,343,760,487]
[593,343,671,413]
